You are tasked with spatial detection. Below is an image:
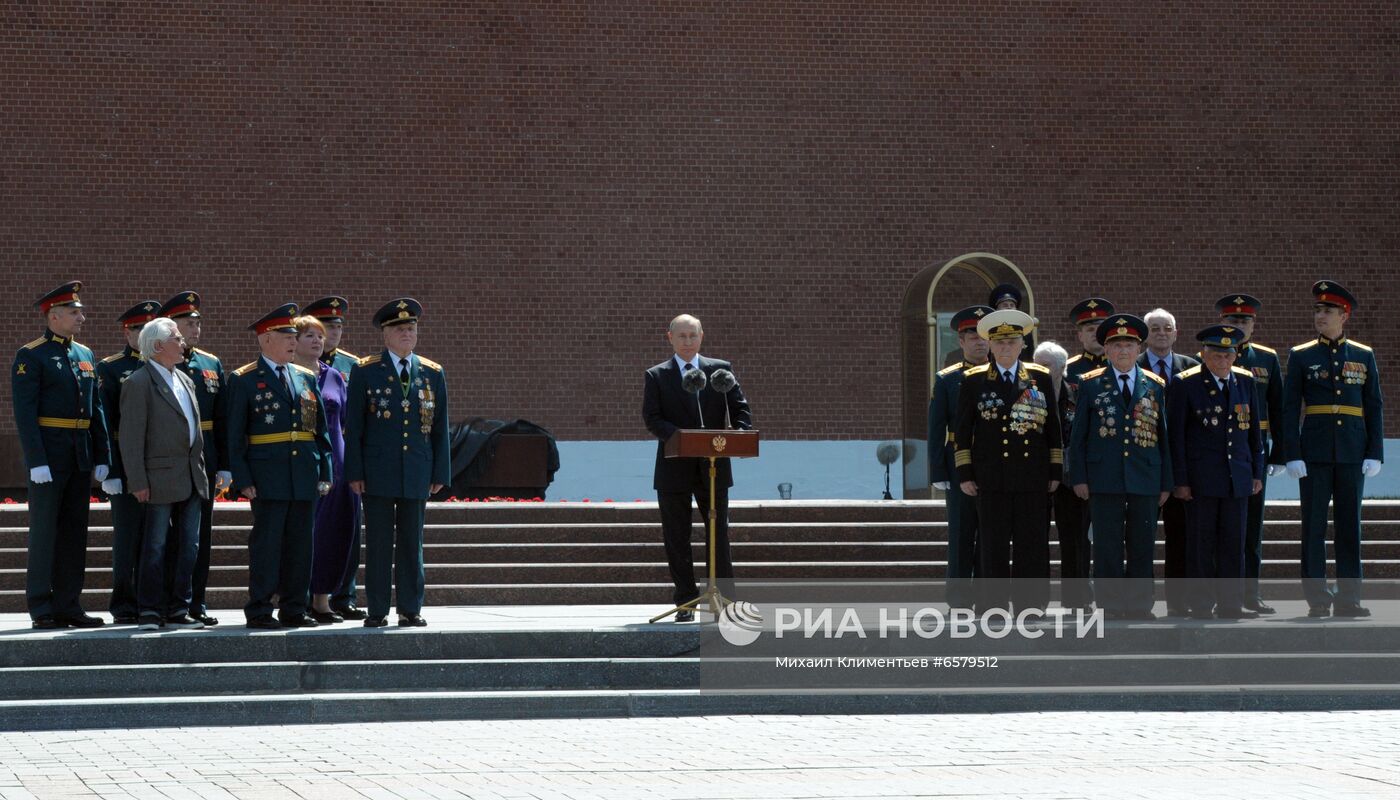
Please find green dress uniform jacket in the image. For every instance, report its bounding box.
[321,347,359,383]
[1280,336,1383,465]
[344,350,451,499]
[12,331,110,474]
[225,360,332,500]
[178,348,227,475]
[1067,366,1173,495]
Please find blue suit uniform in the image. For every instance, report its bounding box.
[1168,365,1265,614]
[11,330,111,619]
[173,347,226,618]
[320,346,362,610]
[1067,366,1172,614]
[344,350,451,618]
[928,359,981,607]
[226,359,332,620]
[96,346,146,619]
[1280,336,1384,608]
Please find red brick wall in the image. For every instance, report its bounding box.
[4,2,1397,468]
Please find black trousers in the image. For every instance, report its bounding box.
[244,498,314,620]
[361,495,426,617]
[1160,495,1188,612]
[108,491,145,618]
[658,479,733,606]
[331,515,363,611]
[1243,471,1268,605]
[945,488,979,608]
[1184,495,1247,614]
[975,490,1050,612]
[1051,484,1093,608]
[26,468,93,619]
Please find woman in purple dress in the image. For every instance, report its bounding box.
[293,315,362,623]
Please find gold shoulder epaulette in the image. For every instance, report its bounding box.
[1231,366,1252,377]
[1348,339,1372,352]
[232,362,258,377]
[1143,369,1167,384]
[336,349,358,361]
[1250,342,1277,354]
[22,336,46,350]
[101,353,125,364]
[937,363,964,377]
[358,354,382,367]
[1024,362,1050,373]
[964,363,991,376]
[1082,366,1106,380]
[192,347,221,362]
[418,356,442,372]
[291,363,317,376]
[1292,340,1319,352]
[1066,354,1084,366]
[1175,365,1201,380]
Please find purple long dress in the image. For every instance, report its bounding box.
[311,361,363,594]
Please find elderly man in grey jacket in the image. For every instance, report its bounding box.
[120,317,210,631]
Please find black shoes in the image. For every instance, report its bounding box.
[332,605,367,621]
[675,610,695,623]
[278,613,319,628]
[1244,601,1277,615]
[364,616,389,628]
[56,613,104,628]
[397,614,427,627]
[1165,606,1190,619]
[1215,609,1260,620]
[1126,610,1158,621]
[112,614,139,625]
[1334,603,1372,618]
[246,615,281,630]
[1307,604,1331,618]
[137,615,163,631]
[193,613,220,627]
[32,616,63,630]
[1188,609,1215,620]
[165,614,205,629]
[311,610,345,624]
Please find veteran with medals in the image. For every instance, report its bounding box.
[1168,325,1266,619]
[1067,315,1172,620]
[226,303,333,629]
[953,309,1061,614]
[1280,280,1383,618]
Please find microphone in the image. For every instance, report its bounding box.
[681,366,707,426]
[709,368,738,429]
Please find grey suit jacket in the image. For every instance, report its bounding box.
[119,362,210,505]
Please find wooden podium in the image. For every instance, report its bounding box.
[649,428,760,623]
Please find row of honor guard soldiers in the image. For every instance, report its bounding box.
[11,282,449,629]
[929,280,1383,619]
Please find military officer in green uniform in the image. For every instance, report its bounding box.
[345,298,450,628]
[1056,297,1115,610]
[303,295,366,619]
[928,304,992,608]
[97,299,161,624]
[1214,293,1286,614]
[1281,280,1383,618]
[226,303,332,629]
[954,309,1061,614]
[11,281,111,628]
[159,291,230,626]
[1067,314,1172,620]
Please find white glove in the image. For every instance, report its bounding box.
[215,471,233,490]
[932,481,950,491]
[1363,459,1383,478]
[29,466,52,484]
[1266,464,1284,477]
[1286,460,1307,479]
[101,479,123,495]
[93,464,109,482]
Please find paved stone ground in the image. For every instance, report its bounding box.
[0,711,1396,799]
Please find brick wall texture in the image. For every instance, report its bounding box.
[4,2,1398,459]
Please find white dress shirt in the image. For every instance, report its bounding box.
[1112,366,1136,398]
[674,354,701,372]
[150,361,198,446]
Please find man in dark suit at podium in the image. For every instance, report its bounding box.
[642,314,752,622]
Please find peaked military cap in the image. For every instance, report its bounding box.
[987,283,1023,309]
[35,281,83,313]
[1197,323,1249,350]
[977,309,1036,341]
[119,300,162,328]
[373,297,422,328]
[1312,280,1357,312]
[249,303,299,335]
[1096,314,1148,345]
[1069,297,1115,324]
[159,291,202,319]
[1215,293,1262,317]
[950,305,994,333]
[304,296,350,321]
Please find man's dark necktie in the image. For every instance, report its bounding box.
[1155,358,1170,384]
[399,358,410,385]
[1120,373,1132,406]
[276,365,289,397]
